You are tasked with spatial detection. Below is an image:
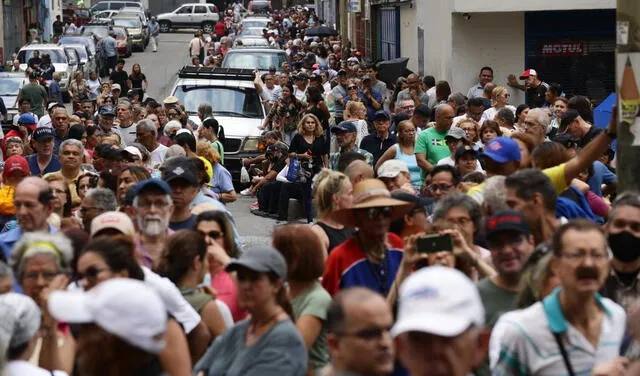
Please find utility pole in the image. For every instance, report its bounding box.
[617,0,640,191]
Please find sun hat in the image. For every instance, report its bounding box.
[391,266,485,338]
[333,179,412,228]
[48,278,167,354]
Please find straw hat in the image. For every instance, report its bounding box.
[334,179,412,228]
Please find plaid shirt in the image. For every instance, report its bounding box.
[329,146,374,170]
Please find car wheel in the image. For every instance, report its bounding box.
[202,22,214,33]
[159,21,171,33]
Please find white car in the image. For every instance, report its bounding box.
[17,44,79,101]
[0,72,27,123]
[157,3,220,34]
[171,66,265,182]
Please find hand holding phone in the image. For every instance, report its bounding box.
[416,234,453,254]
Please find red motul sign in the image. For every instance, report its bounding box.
[540,42,585,56]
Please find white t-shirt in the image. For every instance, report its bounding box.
[7,360,68,376]
[37,114,52,128]
[13,112,38,126]
[480,105,516,124]
[113,123,137,147]
[150,143,168,169]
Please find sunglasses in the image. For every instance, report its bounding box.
[348,86,357,90]
[357,206,393,220]
[199,230,224,240]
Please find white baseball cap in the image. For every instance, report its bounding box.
[391,266,485,338]
[377,160,409,179]
[90,211,135,237]
[48,278,167,354]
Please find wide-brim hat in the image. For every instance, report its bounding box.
[334,179,412,228]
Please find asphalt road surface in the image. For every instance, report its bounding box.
[132,31,282,249]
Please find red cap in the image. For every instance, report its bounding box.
[3,155,30,178]
[519,69,538,79]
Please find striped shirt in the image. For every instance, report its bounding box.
[490,288,626,376]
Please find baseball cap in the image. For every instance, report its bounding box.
[98,105,116,116]
[90,211,136,237]
[519,69,538,79]
[347,56,359,64]
[373,110,391,121]
[551,133,578,149]
[414,104,431,118]
[127,89,138,97]
[226,246,287,280]
[391,190,431,210]
[559,109,580,132]
[377,159,409,178]
[331,120,358,134]
[111,83,121,91]
[17,113,37,125]
[161,157,198,186]
[32,127,56,141]
[445,127,467,141]
[121,146,142,160]
[132,178,172,197]
[0,293,41,351]
[485,210,530,240]
[454,145,478,161]
[163,96,179,105]
[48,278,167,354]
[47,102,60,111]
[479,137,521,163]
[391,266,485,338]
[337,69,347,76]
[3,155,29,178]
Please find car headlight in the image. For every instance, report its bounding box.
[242,137,261,152]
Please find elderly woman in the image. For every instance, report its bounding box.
[4,137,24,159]
[458,119,482,151]
[480,86,516,124]
[194,247,308,376]
[43,174,73,219]
[75,171,99,201]
[273,225,332,373]
[343,100,369,148]
[11,232,75,373]
[431,192,496,281]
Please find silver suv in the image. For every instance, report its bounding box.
[171,67,265,181]
[157,3,220,33]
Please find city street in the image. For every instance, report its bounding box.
[125,31,277,249]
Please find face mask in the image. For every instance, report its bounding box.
[609,231,640,263]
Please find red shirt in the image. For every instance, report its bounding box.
[215,22,226,37]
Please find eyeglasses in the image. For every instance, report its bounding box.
[560,251,608,263]
[77,266,107,282]
[23,271,60,281]
[199,230,224,240]
[428,184,453,193]
[357,206,393,220]
[339,326,392,340]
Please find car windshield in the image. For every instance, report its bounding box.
[75,9,91,17]
[68,46,89,60]
[173,86,264,118]
[83,26,109,39]
[239,28,264,36]
[113,18,141,28]
[236,38,269,47]
[112,28,127,38]
[223,52,286,71]
[18,49,68,64]
[0,77,23,96]
[242,20,269,28]
[59,37,95,54]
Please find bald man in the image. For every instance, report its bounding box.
[395,74,430,109]
[344,160,374,186]
[0,177,56,260]
[415,104,456,177]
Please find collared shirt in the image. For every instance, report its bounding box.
[490,288,626,375]
[359,133,396,165]
[467,83,485,99]
[329,146,374,170]
[102,35,117,57]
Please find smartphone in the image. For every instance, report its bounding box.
[416,234,453,254]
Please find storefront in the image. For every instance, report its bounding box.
[524,9,616,105]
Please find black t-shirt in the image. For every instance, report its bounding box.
[578,125,603,148]
[53,20,64,34]
[525,82,549,108]
[130,73,146,91]
[109,70,129,97]
[359,133,397,165]
[289,133,327,174]
[169,215,197,231]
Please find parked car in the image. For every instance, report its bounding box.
[248,0,272,14]
[81,21,112,41]
[233,36,270,47]
[157,3,220,34]
[90,1,143,13]
[63,7,92,27]
[0,72,27,124]
[112,16,145,51]
[112,26,133,57]
[241,16,272,29]
[238,27,265,37]
[171,67,266,182]
[221,47,287,73]
[17,44,80,102]
[92,10,119,21]
[118,7,149,45]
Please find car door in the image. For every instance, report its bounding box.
[192,5,207,26]
[173,5,193,27]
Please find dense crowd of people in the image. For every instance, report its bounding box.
[0,2,638,376]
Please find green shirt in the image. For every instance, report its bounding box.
[18,83,48,117]
[476,277,517,328]
[179,286,213,314]
[291,283,332,371]
[212,140,224,164]
[415,127,450,177]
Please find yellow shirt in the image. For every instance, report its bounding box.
[468,163,568,203]
[43,170,83,206]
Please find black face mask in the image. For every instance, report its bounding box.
[609,231,640,263]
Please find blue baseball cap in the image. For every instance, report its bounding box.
[373,110,391,121]
[479,137,520,163]
[17,113,37,125]
[132,178,172,197]
[331,121,357,134]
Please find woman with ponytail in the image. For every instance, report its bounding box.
[194,246,307,376]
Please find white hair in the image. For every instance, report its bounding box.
[528,108,552,134]
[11,232,74,278]
[165,145,186,158]
[59,138,84,157]
[163,120,182,137]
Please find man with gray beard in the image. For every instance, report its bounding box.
[131,178,175,268]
